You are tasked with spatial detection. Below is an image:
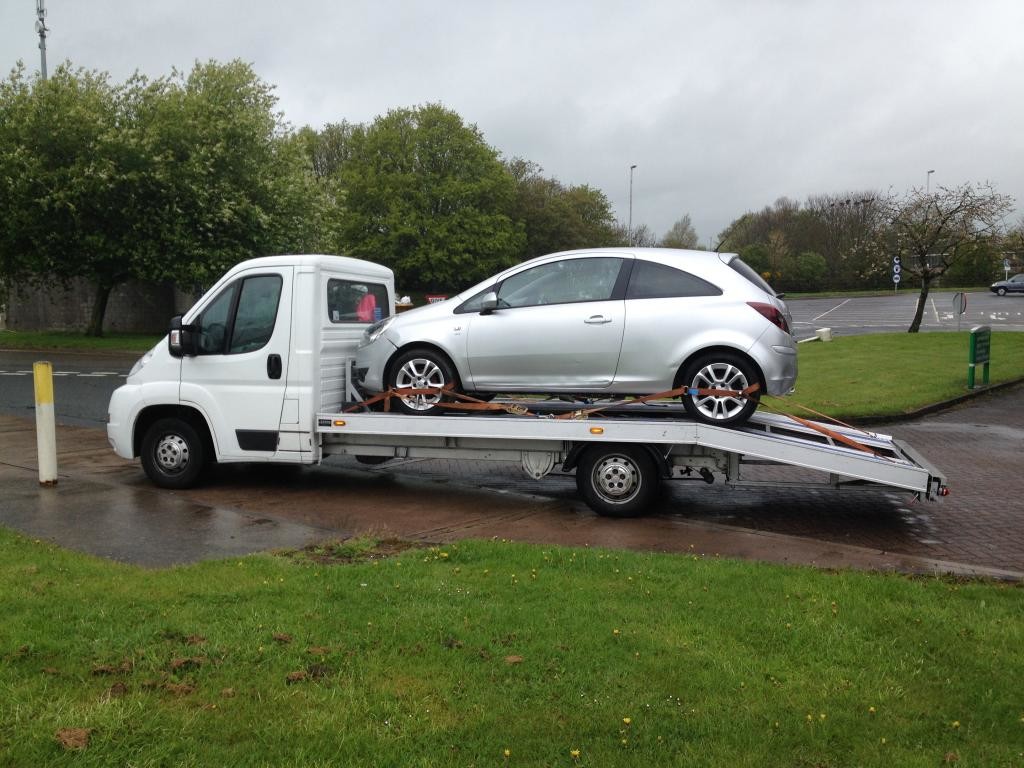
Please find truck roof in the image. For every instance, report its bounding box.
[227,254,394,280]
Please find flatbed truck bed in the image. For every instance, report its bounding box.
[317,399,947,516]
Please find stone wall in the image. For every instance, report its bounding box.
[4,278,180,334]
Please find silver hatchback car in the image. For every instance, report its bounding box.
[355,248,797,426]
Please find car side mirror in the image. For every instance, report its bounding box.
[168,315,198,357]
[479,291,498,314]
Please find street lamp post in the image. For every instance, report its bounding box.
[35,0,48,80]
[926,169,935,193]
[628,164,637,245]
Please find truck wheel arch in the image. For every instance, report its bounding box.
[133,405,215,460]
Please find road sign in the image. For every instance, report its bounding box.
[893,256,901,265]
[892,273,901,284]
[893,263,901,274]
[1005,258,1011,269]
[954,292,967,314]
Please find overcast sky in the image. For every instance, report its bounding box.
[3,1,1022,245]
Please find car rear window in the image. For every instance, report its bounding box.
[626,260,722,299]
[728,257,777,295]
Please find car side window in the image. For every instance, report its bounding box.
[497,257,624,308]
[327,279,390,323]
[195,274,282,355]
[626,260,722,299]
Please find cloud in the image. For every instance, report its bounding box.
[4,0,1022,243]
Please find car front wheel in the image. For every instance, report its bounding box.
[388,348,460,415]
[997,287,1007,296]
[679,352,761,426]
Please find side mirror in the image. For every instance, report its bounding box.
[168,315,197,357]
[479,291,499,314]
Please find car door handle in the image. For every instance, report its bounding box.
[267,354,282,380]
[584,315,613,324]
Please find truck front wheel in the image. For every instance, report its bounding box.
[141,418,207,489]
[576,444,659,517]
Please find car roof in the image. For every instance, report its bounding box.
[521,246,733,263]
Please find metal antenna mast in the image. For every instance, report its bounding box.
[35,0,49,80]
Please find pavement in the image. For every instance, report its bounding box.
[1,381,1022,579]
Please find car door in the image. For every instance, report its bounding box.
[464,255,629,390]
[180,266,293,460]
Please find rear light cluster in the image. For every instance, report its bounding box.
[747,302,790,333]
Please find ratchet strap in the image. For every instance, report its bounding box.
[345,380,880,456]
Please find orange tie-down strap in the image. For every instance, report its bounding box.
[344,382,881,456]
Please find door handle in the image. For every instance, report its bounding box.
[267,354,282,380]
[584,315,612,324]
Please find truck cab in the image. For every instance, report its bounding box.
[107,254,395,488]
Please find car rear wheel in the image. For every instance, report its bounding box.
[679,352,760,426]
[388,348,460,415]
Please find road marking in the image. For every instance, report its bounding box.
[930,297,940,323]
[0,372,29,376]
[811,299,850,321]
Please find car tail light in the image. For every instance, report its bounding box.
[747,302,790,333]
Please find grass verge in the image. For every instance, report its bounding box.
[0,330,161,353]
[780,331,1024,422]
[0,530,1020,766]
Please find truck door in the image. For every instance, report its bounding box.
[180,266,293,460]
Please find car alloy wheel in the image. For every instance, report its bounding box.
[389,348,459,415]
[680,352,760,426]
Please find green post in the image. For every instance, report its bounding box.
[967,326,991,389]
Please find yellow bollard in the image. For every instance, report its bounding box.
[33,361,58,486]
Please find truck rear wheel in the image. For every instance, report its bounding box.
[576,444,659,517]
[141,417,207,489]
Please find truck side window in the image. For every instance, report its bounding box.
[195,274,282,355]
[327,279,390,323]
[196,286,235,354]
[229,275,283,353]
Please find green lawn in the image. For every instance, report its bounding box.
[0,530,1020,766]
[781,331,1024,422]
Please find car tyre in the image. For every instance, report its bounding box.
[388,348,460,415]
[997,287,1007,296]
[679,352,761,426]
[576,444,659,517]
[140,417,207,489]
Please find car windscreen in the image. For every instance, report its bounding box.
[728,256,777,296]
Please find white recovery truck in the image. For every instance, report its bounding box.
[107,255,948,517]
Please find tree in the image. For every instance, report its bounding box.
[504,158,619,259]
[876,182,1013,332]
[660,214,700,249]
[0,60,327,335]
[336,104,524,291]
[611,222,656,247]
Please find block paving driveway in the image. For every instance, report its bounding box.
[353,383,1024,574]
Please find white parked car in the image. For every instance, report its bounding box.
[355,248,797,426]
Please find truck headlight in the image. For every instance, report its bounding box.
[128,349,153,378]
